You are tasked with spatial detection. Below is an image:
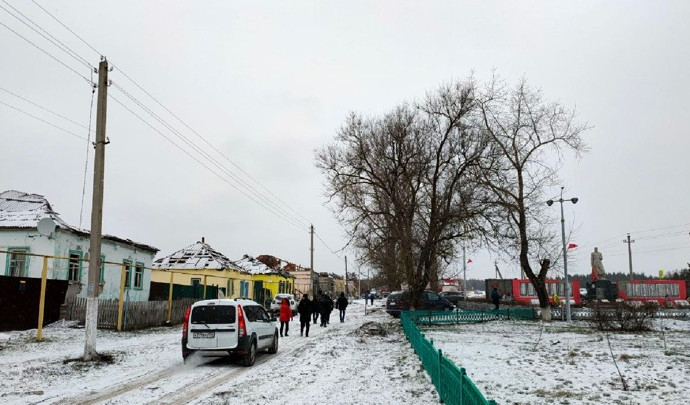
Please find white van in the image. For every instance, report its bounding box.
[181,298,279,366]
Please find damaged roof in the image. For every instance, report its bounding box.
[0,190,158,253]
[152,241,247,272]
[234,254,294,278]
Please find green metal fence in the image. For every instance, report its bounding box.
[405,307,536,326]
[400,309,534,405]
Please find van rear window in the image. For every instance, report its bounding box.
[191,305,235,324]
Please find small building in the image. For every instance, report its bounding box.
[0,190,158,302]
[258,254,319,298]
[318,272,335,296]
[234,254,295,307]
[151,239,252,300]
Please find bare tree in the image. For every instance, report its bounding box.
[477,76,589,320]
[316,80,490,307]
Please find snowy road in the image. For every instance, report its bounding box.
[0,301,439,405]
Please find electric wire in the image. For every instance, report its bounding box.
[0,18,92,85]
[0,1,94,70]
[110,82,309,228]
[108,93,306,231]
[0,99,88,141]
[79,73,97,230]
[30,0,311,227]
[0,86,94,132]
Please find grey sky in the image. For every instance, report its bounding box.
[1,1,689,281]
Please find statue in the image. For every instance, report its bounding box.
[590,247,605,280]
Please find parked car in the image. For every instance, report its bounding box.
[386,290,454,317]
[270,293,297,315]
[182,298,279,366]
[439,291,466,305]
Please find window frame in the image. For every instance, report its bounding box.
[123,259,133,289]
[5,246,30,277]
[68,249,83,282]
[133,262,144,290]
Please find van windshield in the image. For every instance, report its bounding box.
[191,305,235,324]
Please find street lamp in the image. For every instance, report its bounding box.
[546,187,578,322]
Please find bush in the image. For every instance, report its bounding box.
[589,301,655,332]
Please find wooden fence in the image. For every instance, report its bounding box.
[65,297,196,331]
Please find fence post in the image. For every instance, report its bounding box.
[117,264,126,331]
[36,256,49,342]
[203,275,208,299]
[167,272,174,324]
[459,367,466,405]
[438,349,444,403]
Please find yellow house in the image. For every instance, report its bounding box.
[234,254,295,306]
[151,240,253,300]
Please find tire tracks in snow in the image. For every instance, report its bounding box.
[59,335,316,405]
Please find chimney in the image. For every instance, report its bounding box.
[202,237,205,243]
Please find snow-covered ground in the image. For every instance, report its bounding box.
[423,317,690,405]
[0,300,437,404]
[2,299,688,404]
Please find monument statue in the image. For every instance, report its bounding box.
[590,247,605,279]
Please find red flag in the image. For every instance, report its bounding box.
[567,243,578,250]
[467,259,473,263]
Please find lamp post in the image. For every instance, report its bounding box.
[547,187,578,322]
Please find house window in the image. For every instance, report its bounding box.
[100,255,106,284]
[6,247,29,277]
[123,259,133,289]
[68,250,83,282]
[134,262,144,289]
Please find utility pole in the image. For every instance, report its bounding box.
[310,225,315,295]
[84,58,108,360]
[344,255,349,297]
[623,233,635,280]
[462,246,467,299]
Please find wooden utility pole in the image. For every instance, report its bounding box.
[84,58,108,360]
[624,233,635,280]
[310,224,314,293]
[344,255,349,297]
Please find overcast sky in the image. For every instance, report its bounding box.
[2,1,689,282]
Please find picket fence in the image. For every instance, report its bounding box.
[65,297,196,330]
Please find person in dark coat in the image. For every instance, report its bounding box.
[491,287,501,310]
[336,292,348,323]
[312,292,321,324]
[279,298,292,337]
[297,294,312,337]
[319,293,334,327]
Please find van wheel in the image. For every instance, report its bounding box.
[268,332,278,354]
[182,349,195,364]
[242,341,256,367]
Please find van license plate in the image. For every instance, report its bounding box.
[193,332,215,338]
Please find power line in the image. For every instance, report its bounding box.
[0,0,94,70]
[0,86,95,132]
[0,99,88,141]
[108,92,307,231]
[29,0,311,228]
[0,17,92,85]
[31,0,101,56]
[110,82,309,228]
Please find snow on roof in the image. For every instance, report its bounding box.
[234,254,293,277]
[0,190,158,253]
[152,242,247,272]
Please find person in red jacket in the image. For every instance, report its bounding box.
[279,298,292,337]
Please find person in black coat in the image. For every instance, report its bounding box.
[312,292,321,325]
[297,294,312,337]
[491,287,501,310]
[319,293,334,327]
[336,292,348,323]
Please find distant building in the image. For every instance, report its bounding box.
[0,190,158,301]
[257,254,319,298]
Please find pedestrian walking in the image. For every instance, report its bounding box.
[369,293,374,305]
[279,298,291,337]
[319,293,334,327]
[336,292,348,323]
[297,294,312,337]
[312,291,321,324]
[491,287,500,310]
